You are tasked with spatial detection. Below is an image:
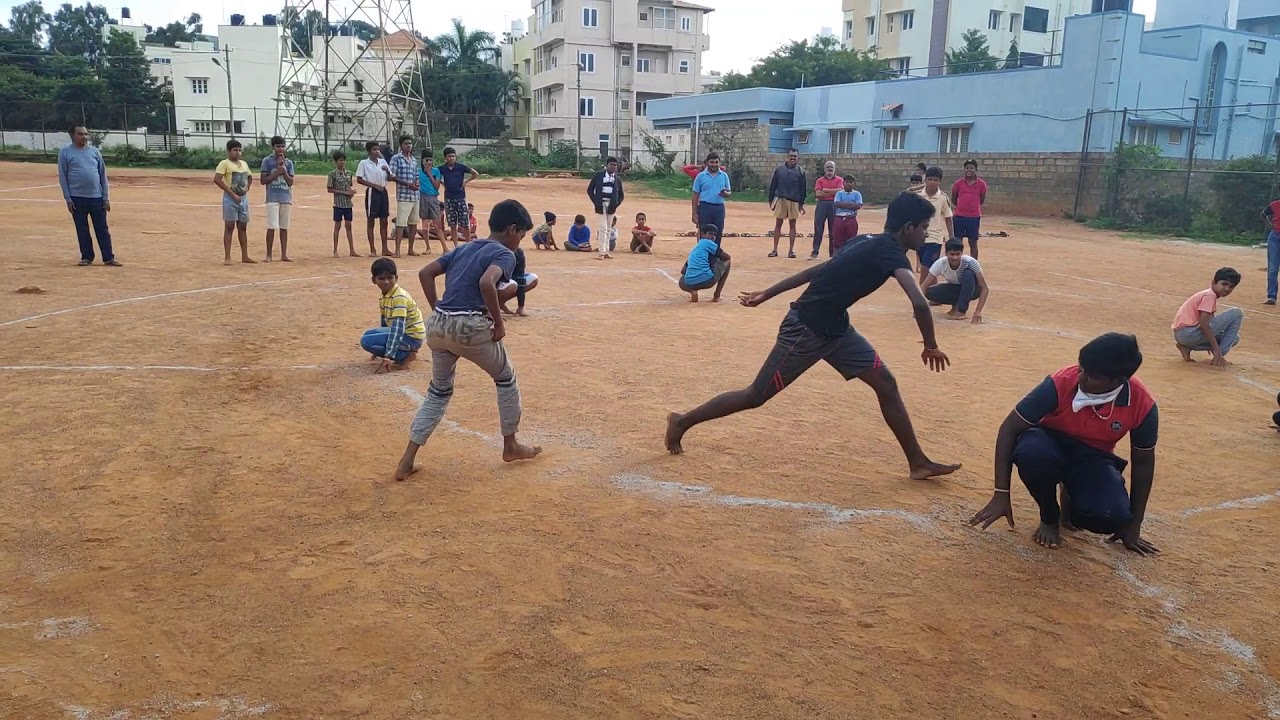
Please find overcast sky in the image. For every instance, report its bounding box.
[4,0,1158,74]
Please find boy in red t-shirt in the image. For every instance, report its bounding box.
[950,159,988,259]
[1262,198,1280,304]
[630,212,656,253]
[970,332,1159,555]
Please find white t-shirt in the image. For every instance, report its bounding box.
[929,255,982,285]
[356,157,390,189]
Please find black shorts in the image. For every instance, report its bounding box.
[364,188,389,219]
[333,207,353,223]
[917,242,942,269]
[750,309,882,401]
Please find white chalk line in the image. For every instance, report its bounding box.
[1237,375,1280,395]
[1,273,355,328]
[1048,272,1280,322]
[396,385,503,448]
[1181,490,1280,517]
[61,696,272,720]
[8,197,324,210]
[0,183,59,193]
[655,268,678,283]
[0,364,321,373]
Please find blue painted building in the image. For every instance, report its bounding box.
[649,11,1280,161]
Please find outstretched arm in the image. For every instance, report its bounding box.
[751,262,826,303]
[893,268,939,350]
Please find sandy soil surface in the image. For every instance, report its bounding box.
[1,163,1278,720]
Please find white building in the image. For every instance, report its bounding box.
[1153,0,1280,36]
[523,0,712,162]
[841,0,1097,76]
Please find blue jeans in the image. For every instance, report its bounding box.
[360,328,423,363]
[1267,229,1279,301]
[925,270,981,314]
[71,196,113,262]
[698,201,725,242]
[1013,428,1131,534]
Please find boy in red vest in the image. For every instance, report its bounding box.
[970,333,1159,555]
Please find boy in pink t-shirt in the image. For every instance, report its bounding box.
[1171,267,1243,367]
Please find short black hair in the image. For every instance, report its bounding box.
[944,239,964,252]
[606,156,618,164]
[366,140,379,152]
[964,159,978,169]
[885,192,936,232]
[909,173,923,184]
[635,211,646,219]
[574,214,586,224]
[915,162,928,172]
[443,146,457,156]
[421,149,433,159]
[226,139,242,150]
[787,148,798,154]
[270,135,285,147]
[1078,332,1143,380]
[699,224,719,236]
[544,211,556,222]
[370,257,397,278]
[1214,267,1242,285]
[69,124,87,137]
[842,174,856,182]
[925,165,944,180]
[332,150,345,160]
[399,134,412,145]
[488,199,534,234]
[705,152,720,162]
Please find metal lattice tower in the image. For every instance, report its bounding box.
[273,0,428,155]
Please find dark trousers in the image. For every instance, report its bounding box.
[812,200,835,255]
[925,271,980,313]
[71,196,114,263]
[698,201,725,242]
[1013,428,1132,534]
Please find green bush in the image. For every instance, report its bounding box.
[166,146,226,169]
[112,144,153,166]
[1208,155,1278,235]
[545,140,578,170]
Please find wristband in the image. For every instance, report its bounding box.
[992,488,1011,494]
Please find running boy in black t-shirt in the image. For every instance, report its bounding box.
[665,192,961,481]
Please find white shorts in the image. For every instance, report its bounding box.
[498,272,537,291]
[395,199,419,227]
[265,202,292,230]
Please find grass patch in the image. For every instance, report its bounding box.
[632,174,767,203]
[1084,217,1259,246]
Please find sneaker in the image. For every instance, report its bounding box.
[104,259,122,267]
[767,250,778,257]
[808,253,819,261]
[1265,298,1277,306]
[77,259,92,266]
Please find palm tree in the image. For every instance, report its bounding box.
[431,19,498,68]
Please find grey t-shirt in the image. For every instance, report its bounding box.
[436,239,517,313]
[260,156,295,204]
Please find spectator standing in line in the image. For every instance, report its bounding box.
[388,135,421,257]
[260,135,295,262]
[951,159,988,259]
[587,156,625,260]
[356,141,392,257]
[58,125,119,266]
[1262,197,1280,305]
[767,148,807,258]
[691,152,731,242]
[811,160,843,259]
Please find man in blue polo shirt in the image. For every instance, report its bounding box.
[691,152,731,242]
[970,332,1160,555]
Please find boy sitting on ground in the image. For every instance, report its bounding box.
[565,214,593,251]
[920,238,989,323]
[678,224,732,303]
[360,258,426,372]
[1172,267,1243,367]
[532,211,559,250]
[499,247,539,317]
[631,212,656,253]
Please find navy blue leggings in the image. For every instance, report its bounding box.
[1013,428,1132,534]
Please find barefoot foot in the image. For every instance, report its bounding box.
[944,310,966,321]
[689,292,699,303]
[502,438,543,462]
[1033,522,1062,549]
[224,259,234,265]
[281,256,293,262]
[1177,344,1194,362]
[241,257,257,264]
[394,462,421,481]
[665,412,688,454]
[909,460,962,480]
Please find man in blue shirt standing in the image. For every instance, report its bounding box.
[58,125,118,266]
[691,152,731,242]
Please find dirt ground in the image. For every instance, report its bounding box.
[1,162,1278,720]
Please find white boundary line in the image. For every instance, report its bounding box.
[1181,490,1280,517]
[1237,376,1280,395]
[0,364,321,373]
[1048,271,1280,321]
[1,273,353,328]
[9,198,324,210]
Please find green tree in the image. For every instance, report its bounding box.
[144,13,203,46]
[395,20,515,139]
[1003,40,1020,69]
[428,18,498,66]
[102,28,165,128]
[945,29,999,74]
[341,20,378,42]
[716,35,886,90]
[8,0,50,47]
[279,6,325,56]
[48,2,110,64]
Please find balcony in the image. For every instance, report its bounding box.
[633,71,689,96]
[530,62,575,91]
[532,115,571,133]
[613,26,710,52]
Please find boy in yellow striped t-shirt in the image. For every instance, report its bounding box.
[361,258,426,371]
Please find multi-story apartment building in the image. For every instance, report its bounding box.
[523,0,712,161]
[1154,0,1280,37]
[840,0,1102,76]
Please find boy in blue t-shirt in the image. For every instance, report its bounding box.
[395,199,543,480]
[832,175,864,255]
[678,224,732,302]
[565,214,592,251]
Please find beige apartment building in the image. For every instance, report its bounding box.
[522,0,712,161]
[841,0,1096,76]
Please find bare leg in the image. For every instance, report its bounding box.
[279,229,291,261]
[394,227,403,257]
[223,221,235,264]
[666,387,765,454]
[237,223,253,262]
[380,219,392,256]
[434,217,448,253]
[1177,343,1195,362]
[771,219,783,254]
[346,221,358,256]
[857,366,960,479]
[332,222,341,257]
[711,261,731,301]
[366,219,377,255]
[788,219,797,255]
[264,229,275,261]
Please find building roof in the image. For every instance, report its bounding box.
[375,29,426,51]
[672,1,714,13]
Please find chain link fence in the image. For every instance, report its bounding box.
[1074,102,1280,242]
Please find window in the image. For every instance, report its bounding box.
[891,57,910,75]
[678,59,690,73]
[653,7,675,29]
[1023,7,1050,33]
[1248,40,1266,55]
[579,51,595,72]
[636,57,652,73]
[679,134,685,147]
[887,13,894,33]
[796,130,811,145]
[621,53,631,67]
[636,100,648,116]
[1167,127,1183,145]
[844,20,853,40]
[639,11,648,21]
[680,15,692,32]
[883,127,906,151]
[1131,125,1157,146]
[193,120,212,133]
[901,11,914,30]
[666,135,673,144]
[579,96,595,117]
[620,98,630,110]
[939,126,970,153]
[866,17,876,36]
[1010,14,1020,32]
[582,7,598,27]
[599,133,610,142]
[830,129,854,154]
[988,10,1001,30]
[151,57,171,64]
[190,77,209,94]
